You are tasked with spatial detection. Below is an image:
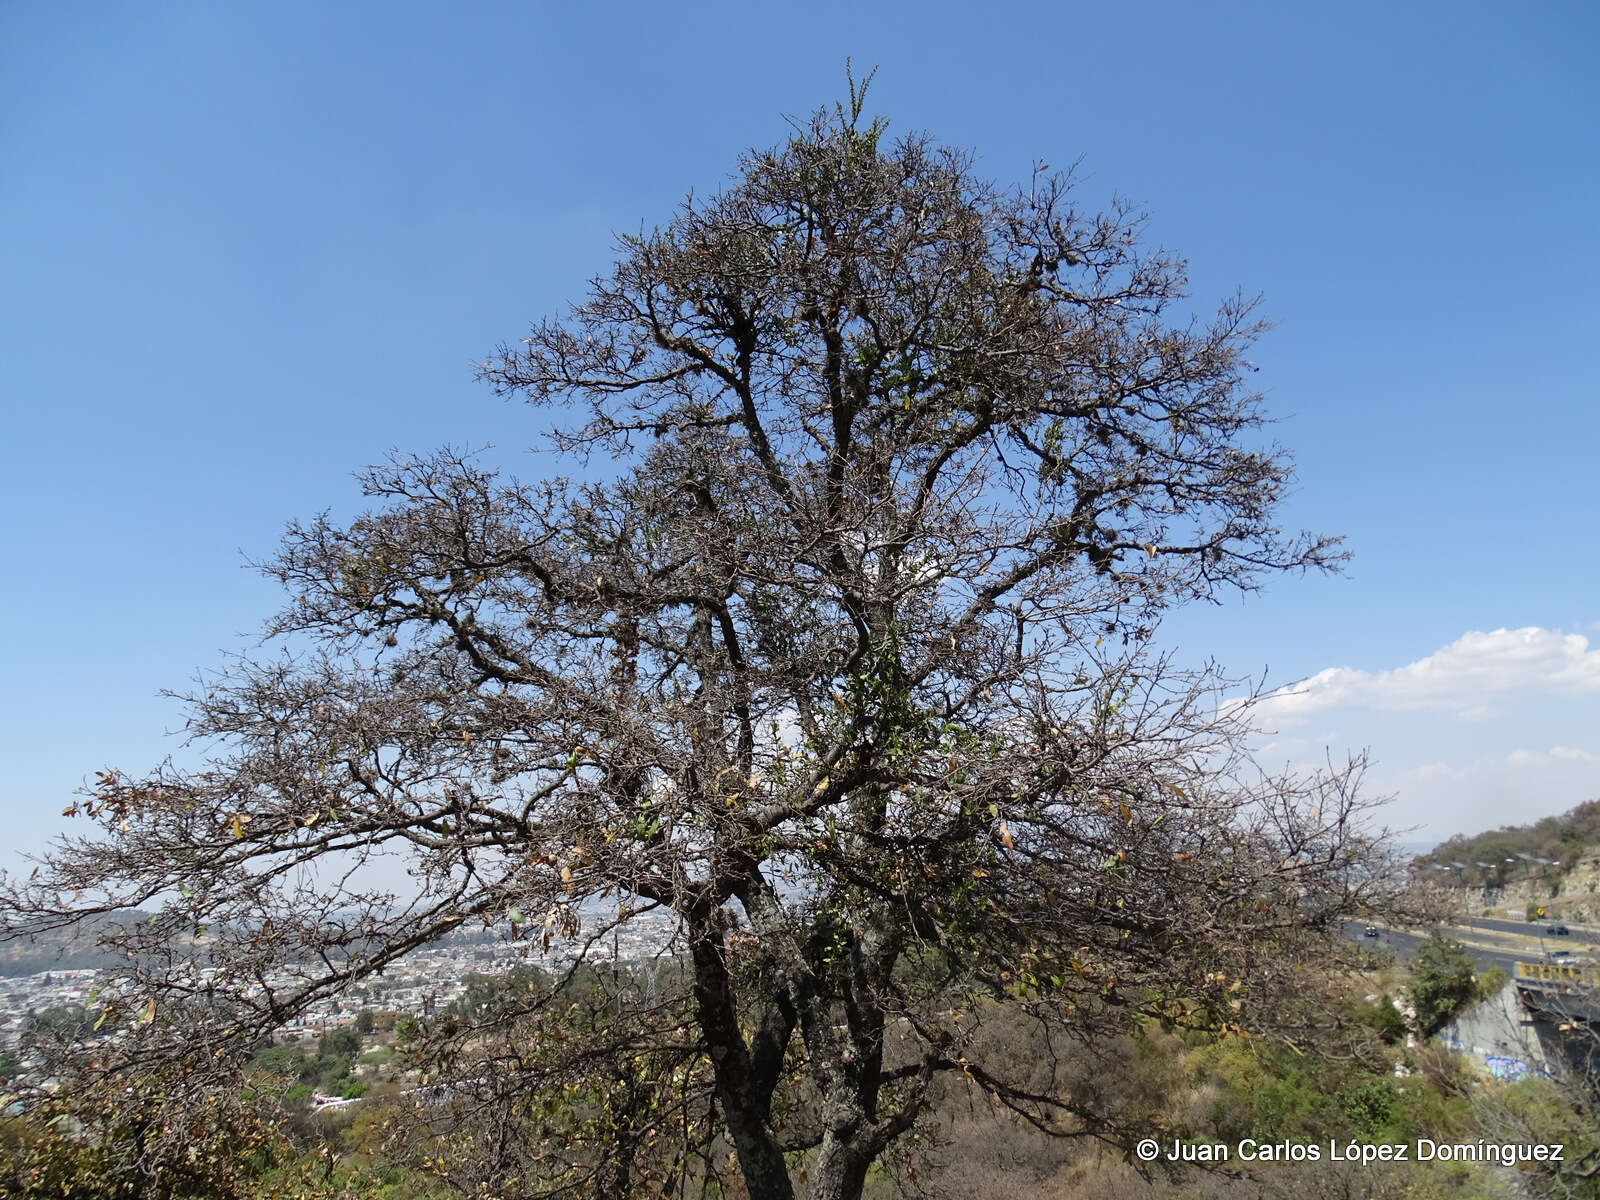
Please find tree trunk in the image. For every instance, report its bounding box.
[809,1131,870,1200]
[688,916,797,1200]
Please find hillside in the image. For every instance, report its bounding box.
[1415,799,1600,921]
[0,914,144,977]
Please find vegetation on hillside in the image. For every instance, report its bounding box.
[1410,936,1491,1036]
[2,946,1596,1200]
[1417,799,1600,887]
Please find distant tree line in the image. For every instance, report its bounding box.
[1417,799,1600,885]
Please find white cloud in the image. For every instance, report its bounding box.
[1381,745,1599,839]
[1506,745,1596,768]
[1226,626,1600,839]
[1402,761,1463,784]
[1247,627,1600,726]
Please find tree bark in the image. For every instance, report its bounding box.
[809,1131,871,1200]
[688,914,796,1200]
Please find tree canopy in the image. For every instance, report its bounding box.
[1409,936,1485,1036]
[1,80,1398,1200]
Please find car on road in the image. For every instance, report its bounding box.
[1363,925,1380,938]
[1547,950,1577,965]
[1545,924,1570,936]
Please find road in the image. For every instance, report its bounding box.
[1343,918,1598,977]
[1455,916,1600,941]
[1345,923,1522,976]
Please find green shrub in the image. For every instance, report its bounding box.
[1343,1076,1401,1140]
[1351,993,1407,1044]
[1474,965,1507,1000]
[1409,936,1479,1034]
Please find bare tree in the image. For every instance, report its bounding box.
[2,76,1400,1200]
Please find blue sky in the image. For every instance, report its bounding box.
[2,1,1596,861]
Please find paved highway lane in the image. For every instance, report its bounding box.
[1453,918,1600,964]
[1341,923,1527,977]
[1455,916,1600,942]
